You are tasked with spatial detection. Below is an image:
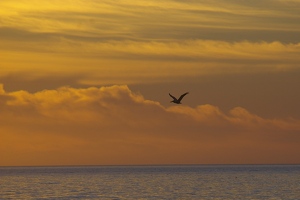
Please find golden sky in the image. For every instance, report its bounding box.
[1,0,300,166]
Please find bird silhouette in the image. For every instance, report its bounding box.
[169,92,189,104]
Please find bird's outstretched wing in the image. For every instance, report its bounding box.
[178,92,189,101]
[169,93,177,100]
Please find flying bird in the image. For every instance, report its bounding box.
[169,92,189,104]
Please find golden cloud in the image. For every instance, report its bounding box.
[2,39,299,86]
[1,0,299,87]
[1,84,299,165]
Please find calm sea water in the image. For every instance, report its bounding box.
[0,165,299,199]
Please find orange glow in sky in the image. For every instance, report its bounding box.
[1,0,300,166]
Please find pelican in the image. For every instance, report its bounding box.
[169,92,189,104]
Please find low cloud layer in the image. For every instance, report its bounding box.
[1,84,299,166]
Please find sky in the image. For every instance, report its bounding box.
[1,0,300,166]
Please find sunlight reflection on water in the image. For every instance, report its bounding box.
[0,165,299,199]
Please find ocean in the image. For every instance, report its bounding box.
[0,165,299,199]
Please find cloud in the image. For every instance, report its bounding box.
[1,0,300,87]
[1,0,300,165]
[2,38,300,72]
[1,0,300,43]
[78,40,300,65]
[0,84,299,165]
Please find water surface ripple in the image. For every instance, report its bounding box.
[1,165,299,199]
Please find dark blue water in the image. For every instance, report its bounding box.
[1,165,299,199]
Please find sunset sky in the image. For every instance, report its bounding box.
[1,0,300,166]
